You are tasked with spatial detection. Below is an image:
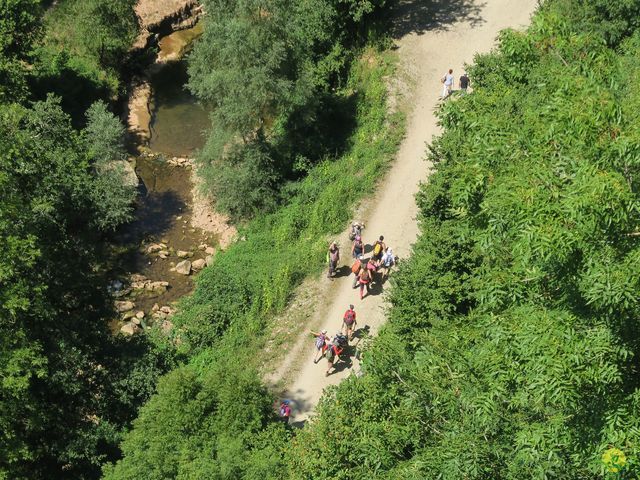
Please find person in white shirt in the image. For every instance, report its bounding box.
[441,68,454,99]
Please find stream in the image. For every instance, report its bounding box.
[110,24,217,333]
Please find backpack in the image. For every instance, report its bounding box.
[373,242,383,255]
[344,310,355,325]
[315,335,325,350]
[351,259,361,274]
[334,334,348,348]
[279,404,290,417]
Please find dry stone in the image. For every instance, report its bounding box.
[115,300,135,312]
[120,322,140,336]
[147,244,164,254]
[176,260,191,275]
[192,258,206,271]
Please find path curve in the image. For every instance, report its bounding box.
[281,0,538,424]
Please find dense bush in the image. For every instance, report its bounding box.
[286,2,640,478]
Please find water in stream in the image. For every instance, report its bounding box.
[148,60,210,156]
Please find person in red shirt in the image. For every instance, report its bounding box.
[342,304,357,340]
[279,400,291,424]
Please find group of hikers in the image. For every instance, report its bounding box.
[310,304,357,377]
[279,222,397,422]
[327,221,395,300]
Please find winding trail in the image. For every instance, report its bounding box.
[274,0,538,424]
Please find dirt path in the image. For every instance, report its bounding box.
[273,0,538,424]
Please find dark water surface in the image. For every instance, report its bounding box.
[148,60,211,157]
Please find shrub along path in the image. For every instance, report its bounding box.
[273,0,538,424]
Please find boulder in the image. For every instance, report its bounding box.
[132,318,142,326]
[121,310,137,320]
[175,260,191,275]
[160,306,172,314]
[205,246,216,255]
[192,259,206,271]
[120,321,140,336]
[176,250,192,258]
[146,281,169,292]
[152,303,160,312]
[131,281,147,290]
[115,300,135,312]
[158,250,169,259]
[147,244,164,254]
[205,255,214,267]
[135,311,145,319]
[130,273,147,282]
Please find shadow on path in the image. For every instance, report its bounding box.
[390,0,486,39]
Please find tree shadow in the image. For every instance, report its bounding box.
[115,188,185,244]
[390,0,487,39]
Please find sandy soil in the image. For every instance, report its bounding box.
[190,168,238,248]
[270,0,539,425]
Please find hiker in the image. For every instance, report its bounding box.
[441,68,454,99]
[279,400,291,424]
[311,329,329,363]
[351,256,363,288]
[325,340,337,376]
[342,304,357,340]
[372,235,386,266]
[351,235,364,259]
[358,264,372,300]
[459,72,470,94]
[327,241,340,279]
[326,333,348,376]
[366,257,378,283]
[349,221,364,241]
[380,247,395,281]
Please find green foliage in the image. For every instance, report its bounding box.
[0,0,41,101]
[102,361,290,480]
[189,0,389,217]
[287,1,640,478]
[0,97,167,479]
[43,0,137,72]
[203,138,282,220]
[83,101,136,230]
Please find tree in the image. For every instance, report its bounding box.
[0,0,41,101]
[0,97,164,479]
